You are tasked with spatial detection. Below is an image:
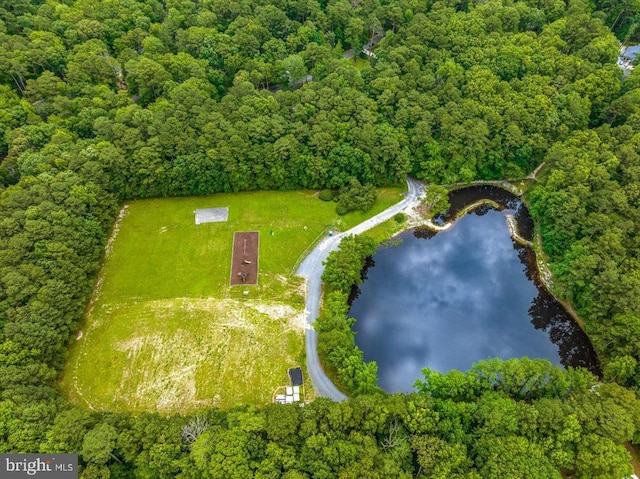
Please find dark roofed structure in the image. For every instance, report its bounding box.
[624,45,640,61]
[288,367,303,386]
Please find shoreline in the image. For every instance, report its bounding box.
[302,178,598,400]
[416,182,591,336]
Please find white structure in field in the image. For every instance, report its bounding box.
[195,207,229,225]
[274,368,305,404]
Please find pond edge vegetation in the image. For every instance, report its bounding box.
[316,180,601,398]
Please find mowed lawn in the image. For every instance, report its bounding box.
[61,188,402,414]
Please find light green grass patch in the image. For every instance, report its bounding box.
[71,297,306,413]
[344,55,372,71]
[62,188,402,414]
[363,215,411,247]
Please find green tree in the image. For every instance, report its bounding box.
[322,235,377,293]
[475,435,561,479]
[574,434,633,479]
[42,408,95,453]
[421,185,450,217]
[82,424,119,465]
[411,435,471,478]
[335,178,377,215]
[265,405,300,443]
[125,57,171,104]
[282,54,307,88]
[345,17,365,56]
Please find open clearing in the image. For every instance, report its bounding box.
[61,188,402,414]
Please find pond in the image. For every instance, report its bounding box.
[349,186,600,393]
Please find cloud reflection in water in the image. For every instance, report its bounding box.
[350,210,598,394]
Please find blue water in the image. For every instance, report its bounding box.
[350,209,598,393]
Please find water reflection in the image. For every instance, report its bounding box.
[437,185,535,241]
[350,208,600,394]
[528,290,600,373]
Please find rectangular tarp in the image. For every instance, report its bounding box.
[195,207,228,225]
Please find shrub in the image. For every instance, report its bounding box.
[336,203,350,215]
[335,178,377,215]
[319,189,335,201]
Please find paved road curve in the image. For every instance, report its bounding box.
[296,177,426,401]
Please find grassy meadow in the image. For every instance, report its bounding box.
[61,188,403,414]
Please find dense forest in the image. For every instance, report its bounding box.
[1,0,640,477]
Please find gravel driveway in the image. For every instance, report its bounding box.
[296,177,425,401]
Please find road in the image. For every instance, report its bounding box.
[343,48,356,59]
[296,177,425,401]
[268,74,313,93]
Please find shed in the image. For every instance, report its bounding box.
[288,367,303,386]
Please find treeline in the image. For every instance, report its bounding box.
[0,0,632,197]
[412,359,640,479]
[529,124,640,390]
[375,0,623,182]
[317,235,379,395]
[4,358,639,478]
[0,173,117,450]
[0,0,640,477]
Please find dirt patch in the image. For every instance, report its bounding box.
[105,205,129,258]
[230,232,259,286]
[115,330,214,412]
[85,205,129,318]
[247,302,308,331]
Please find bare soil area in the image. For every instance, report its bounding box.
[230,232,259,285]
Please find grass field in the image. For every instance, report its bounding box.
[61,188,403,414]
[344,55,372,71]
